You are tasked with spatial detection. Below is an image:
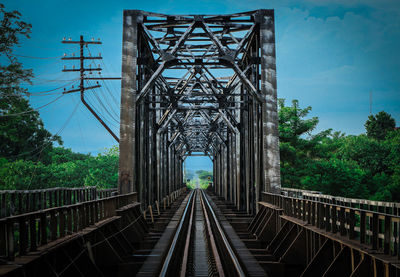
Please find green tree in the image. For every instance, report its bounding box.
[365,111,396,140]
[383,130,400,201]
[84,146,119,188]
[0,158,53,190]
[0,3,61,161]
[196,170,213,182]
[300,157,369,199]
[337,135,390,176]
[0,3,32,93]
[278,99,333,188]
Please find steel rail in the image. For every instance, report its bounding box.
[159,189,195,276]
[200,189,246,277]
[199,189,225,276]
[179,190,196,277]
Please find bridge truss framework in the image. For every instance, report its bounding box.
[119,9,280,213]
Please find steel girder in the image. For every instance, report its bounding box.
[119,10,281,213]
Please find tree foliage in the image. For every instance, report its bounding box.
[0,147,119,190]
[279,101,399,202]
[365,111,396,140]
[0,3,32,92]
[196,170,213,182]
[0,3,61,161]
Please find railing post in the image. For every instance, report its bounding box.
[40,212,47,245]
[7,220,14,260]
[38,191,42,211]
[73,207,78,232]
[372,213,379,250]
[59,208,66,238]
[55,189,59,207]
[349,209,355,239]
[84,203,90,227]
[49,190,53,208]
[50,210,57,241]
[25,192,30,212]
[78,205,84,230]
[384,215,391,254]
[32,192,37,212]
[0,220,6,256]
[339,207,346,236]
[18,192,23,214]
[10,192,16,216]
[66,208,72,235]
[19,217,28,255]
[42,191,47,210]
[29,215,37,251]
[332,207,337,233]
[311,201,316,226]
[0,192,5,218]
[325,205,331,232]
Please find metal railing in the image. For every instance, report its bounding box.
[280,187,400,216]
[0,187,117,218]
[0,192,136,261]
[262,191,400,258]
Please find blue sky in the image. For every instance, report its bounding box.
[3,0,400,171]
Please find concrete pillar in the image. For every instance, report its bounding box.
[259,10,281,193]
[119,10,140,194]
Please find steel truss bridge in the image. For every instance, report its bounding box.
[1,10,400,277]
[119,9,280,215]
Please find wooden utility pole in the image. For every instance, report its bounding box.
[62,35,119,142]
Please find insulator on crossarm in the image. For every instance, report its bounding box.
[68,37,71,41]
[72,65,75,69]
[99,53,101,57]
[63,65,66,69]
[91,37,94,41]
[63,53,66,56]
[63,37,66,41]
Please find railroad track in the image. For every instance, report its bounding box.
[138,188,259,277]
[161,189,246,276]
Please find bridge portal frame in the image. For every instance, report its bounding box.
[119,10,280,213]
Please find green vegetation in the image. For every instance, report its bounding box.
[184,170,213,189]
[196,170,213,189]
[279,100,400,201]
[365,111,396,140]
[0,146,119,190]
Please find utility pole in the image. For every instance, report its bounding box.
[62,35,120,142]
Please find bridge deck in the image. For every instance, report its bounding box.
[1,187,400,276]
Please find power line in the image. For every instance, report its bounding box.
[0,95,64,117]
[10,53,65,59]
[61,35,119,142]
[86,80,119,123]
[27,79,80,95]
